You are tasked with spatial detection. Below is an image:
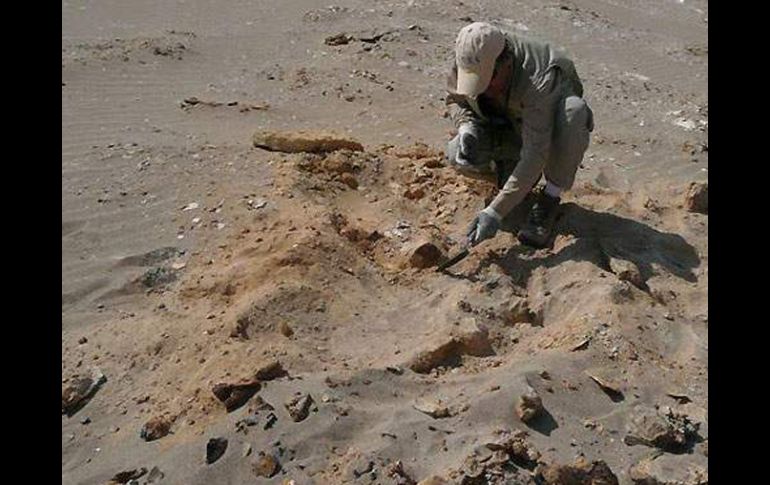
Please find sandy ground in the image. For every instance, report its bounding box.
[62,1,707,484]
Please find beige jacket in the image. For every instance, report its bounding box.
[446,32,583,216]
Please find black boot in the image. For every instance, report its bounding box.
[518,191,561,248]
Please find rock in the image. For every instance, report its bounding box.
[78,336,88,344]
[404,186,425,200]
[206,437,228,464]
[212,380,261,412]
[417,477,447,485]
[624,406,698,452]
[325,33,353,46]
[109,468,147,484]
[516,386,544,423]
[684,182,707,214]
[242,443,253,457]
[491,430,540,468]
[347,456,376,480]
[340,172,359,189]
[403,240,443,269]
[609,257,645,288]
[406,318,493,373]
[145,466,164,483]
[629,452,708,485]
[392,142,443,160]
[537,457,619,485]
[279,321,294,337]
[255,360,288,381]
[586,367,626,402]
[140,416,172,442]
[388,460,416,485]
[62,368,106,415]
[252,130,364,153]
[501,296,532,324]
[254,453,281,477]
[413,398,451,419]
[249,395,276,413]
[285,394,315,422]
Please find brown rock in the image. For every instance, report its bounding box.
[392,142,442,160]
[254,453,281,477]
[255,360,288,381]
[340,172,359,189]
[516,386,544,423]
[212,380,261,412]
[609,257,645,288]
[406,318,493,373]
[285,394,315,422]
[487,429,541,467]
[537,456,619,485]
[252,130,363,153]
[325,33,353,46]
[413,398,451,419]
[140,415,172,442]
[279,321,294,337]
[684,182,708,214]
[404,186,425,200]
[62,369,107,415]
[403,240,443,269]
[629,452,708,485]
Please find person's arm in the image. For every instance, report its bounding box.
[487,68,562,217]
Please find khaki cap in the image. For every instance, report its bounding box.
[455,22,506,97]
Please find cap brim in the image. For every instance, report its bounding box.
[456,57,495,97]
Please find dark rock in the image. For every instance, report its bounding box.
[624,406,698,452]
[206,437,228,464]
[629,452,708,484]
[62,369,107,416]
[212,380,261,412]
[109,468,147,484]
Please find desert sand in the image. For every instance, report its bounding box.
[62,1,708,484]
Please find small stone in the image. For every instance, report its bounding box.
[140,416,172,442]
[684,182,708,214]
[243,443,253,457]
[253,453,281,477]
[110,468,147,484]
[340,172,358,189]
[403,240,443,269]
[206,437,228,464]
[404,186,425,200]
[285,394,314,422]
[413,398,451,419]
[279,321,294,337]
[537,456,618,485]
[609,257,645,288]
[62,369,107,416]
[212,380,262,412]
[78,337,88,345]
[80,416,91,425]
[516,386,544,423]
